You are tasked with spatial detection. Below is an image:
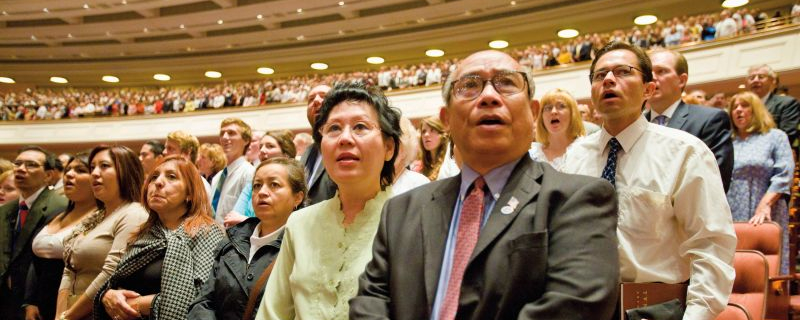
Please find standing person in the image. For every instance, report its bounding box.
[300,85,338,205]
[0,146,68,320]
[0,170,19,205]
[196,144,226,184]
[350,50,619,319]
[529,89,586,171]
[162,130,212,201]
[415,116,450,180]
[258,82,401,320]
[645,49,734,191]
[745,64,800,147]
[139,140,164,176]
[56,146,148,320]
[227,130,297,223]
[23,153,96,320]
[563,42,736,320]
[392,117,430,195]
[726,91,793,274]
[189,158,306,320]
[210,118,255,225]
[94,156,224,320]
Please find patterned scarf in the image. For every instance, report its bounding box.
[93,221,224,320]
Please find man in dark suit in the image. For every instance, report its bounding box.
[301,84,337,205]
[0,146,68,319]
[350,50,619,319]
[645,49,734,191]
[746,64,800,146]
[573,35,593,62]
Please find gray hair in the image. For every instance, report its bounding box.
[441,65,536,106]
[748,64,777,78]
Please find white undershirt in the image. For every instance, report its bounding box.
[248,223,283,263]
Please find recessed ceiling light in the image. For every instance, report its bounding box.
[339,1,345,6]
[425,49,445,57]
[1,11,7,15]
[510,1,517,5]
[257,67,275,75]
[310,63,328,70]
[217,20,223,25]
[106,31,112,36]
[256,14,263,20]
[297,35,305,40]
[30,35,37,40]
[338,30,344,35]
[179,24,185,29]
[143,27,149,33]
[43,8,49,13]
[153,74,171,81]
[366,56,385,64]
[205,71,222,78]
[102,75,119,83]
[557,28,579,38]
[67,33,73,38]
[50,76,68,84]
[634,15,658,25]
[0,77,15,84]
[297,8,303,13]
[489,40,509,49]
[121,0,127,4]
[722,0,748,8]
[83,3,90,9]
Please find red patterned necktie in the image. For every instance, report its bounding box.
[17,201,29,232]
[439,177,486,320]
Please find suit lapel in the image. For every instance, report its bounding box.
[667,102,689,130]
[643,109,652,122]
[12,190,53,260]
[469,157,542,264]
[421,177,459,309]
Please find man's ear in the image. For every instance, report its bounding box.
[531,99,540,119]
[678,73,688,91]
[439,106,449,129]
[643,81,656,100]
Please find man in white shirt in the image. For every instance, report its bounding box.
[716,10,739,38]
[210,118,255,226]
[563,42,736,320]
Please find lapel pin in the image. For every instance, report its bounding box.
[500,206,513,215]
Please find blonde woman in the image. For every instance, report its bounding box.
[726,91,794,274]
[529,89,586,171]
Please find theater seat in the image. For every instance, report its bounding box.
[716,303,753,320]
[734,222,789,320]
[729,250,769,320]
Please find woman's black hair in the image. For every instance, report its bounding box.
[312,81,402,189]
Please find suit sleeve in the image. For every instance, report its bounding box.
[349,201,393,319]
[701,110,734,192]
[777,97,800,144]
[518,178,619,319]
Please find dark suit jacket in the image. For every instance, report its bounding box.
[300,145,337,206]
[574,41,593,62]
[350,156,619,320]
[645,101,734,191]
[765,93,800,145]
[0,188,67,311]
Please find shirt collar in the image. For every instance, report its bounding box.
[20,186,46,208]
[459,156,523,201]
[227,156,248,170]
[599,116,648,153]
[761,92,771,104]
[650,99,680,120]
[250,223,283,246]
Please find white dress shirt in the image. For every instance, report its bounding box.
[210,156,255,224]
[562,116,736,320]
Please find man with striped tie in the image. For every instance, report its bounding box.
[210,117,255,227]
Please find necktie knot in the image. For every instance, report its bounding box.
[654,115,667,126]
[608,137,621,153]
[601,138,621,187]
[471,177,486,194]
[20,201,28,210]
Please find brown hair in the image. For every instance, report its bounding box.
[419,116,449,180]
[89,145,144,208]
[138,155,215,238]
[167,130,200,162]
[264,130,297,159]
[254,157,307,208]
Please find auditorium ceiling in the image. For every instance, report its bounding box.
[0,0,793,86]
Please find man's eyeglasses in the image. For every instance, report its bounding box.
[590,65,643,83]
[450,71,528,101]
[13,160,43,169]
[319,121,381,139]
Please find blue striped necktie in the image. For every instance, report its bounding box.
[211,168,228,214]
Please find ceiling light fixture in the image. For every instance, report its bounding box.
[217,19,223,24]
[634,15,658,25]
[722,0,749,8]
[179,24,185,29]
[297,8,303,13]
[425,49,445,57]
[30,35,37,40]
[50,76,68,84]
[489,40,509,49]
[257,14,263,20]
[366,56,385,64]
[0,77,15,84]
[557,28,579,38]
[310,63,328,70]
[67,33,73,38]
[339,1,345,6]
[83,4,90,9]
[143,27,149,33]
[205,71,222,78]
[510,1,517,5]
[102,75,119,83]
[257,67,275,75]
[43,8,49,13]
[121,0,127,4]
[153,74,171,81]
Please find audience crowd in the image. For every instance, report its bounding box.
[0,4,799,320]
[0,5,794,122]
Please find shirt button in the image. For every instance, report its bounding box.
[246,273,254,280]
[337,242,343,248]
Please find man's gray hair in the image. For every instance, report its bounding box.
[441,66,536,106]
[748,64,777,78]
